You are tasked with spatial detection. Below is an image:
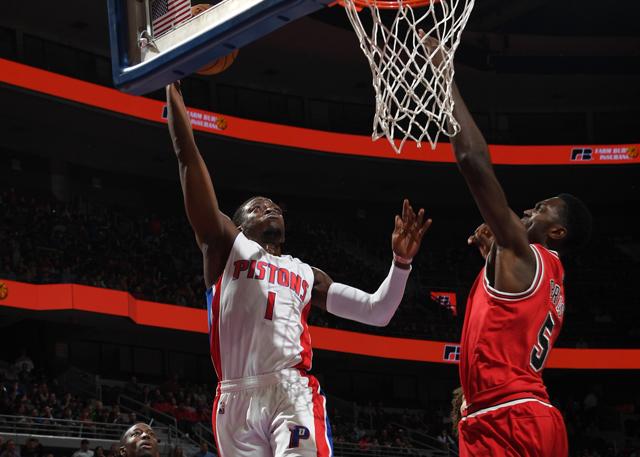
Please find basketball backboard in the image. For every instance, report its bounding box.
[108,0,333,95]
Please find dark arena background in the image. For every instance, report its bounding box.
[1,1,639,456]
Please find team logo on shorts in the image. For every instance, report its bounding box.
[288,425,310,448]
[217,400,225,415]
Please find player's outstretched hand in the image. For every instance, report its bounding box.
[418,29,446,67]
[467,222,494,259]
[392,199,432,264]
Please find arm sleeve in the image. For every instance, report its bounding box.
[326,262,411,327]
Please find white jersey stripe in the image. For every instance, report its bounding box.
[462,397,554,420]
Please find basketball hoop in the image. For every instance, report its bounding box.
[339,0,475,153]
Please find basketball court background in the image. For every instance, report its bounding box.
[1,1,639,456]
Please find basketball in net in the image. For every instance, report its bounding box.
[339,0,475,153]
[191,4,239,76]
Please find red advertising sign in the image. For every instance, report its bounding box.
[1,279,639,369]
[1,58,639,165]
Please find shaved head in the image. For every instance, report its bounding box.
[119,423,159,457]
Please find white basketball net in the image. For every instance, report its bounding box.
[343,0,475,153]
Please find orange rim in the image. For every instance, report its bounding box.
[336,0,434,10]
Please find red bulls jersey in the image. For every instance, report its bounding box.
[459,244,566,411]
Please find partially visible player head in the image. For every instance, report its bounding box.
[450,386,464,437]
[119,423,159,457]
[521,193,592,255]
[232,196,285,246]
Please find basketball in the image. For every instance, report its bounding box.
[191,3,239,76]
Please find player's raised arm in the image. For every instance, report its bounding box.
[166,82,238,287]
[310,199,431,327]
[448,83,527,253]
[448,82,536,292]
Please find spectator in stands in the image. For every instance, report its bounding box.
[437,428,456,453]
[79,408,97,437]
[14,349,34,374]
[108,406,124,424]
[0,440,21,457]
[118,423,159,457]
[169,447,184,457]
[91,400,108,424]
[161,375,179,395]
[71,440,93,457]
[21,439,41,457]
[107,444,118,457]
[191,442,214,457]
[124,377,142,399]
[93,446,105,457]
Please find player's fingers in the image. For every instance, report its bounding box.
[408,202,417,224]
[416,208,425,228]
[417,218,433,239]
[395,215,402,231]
[402,199,410,224]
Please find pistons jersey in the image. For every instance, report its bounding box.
[206,232,315,381]
[459,244,566,411]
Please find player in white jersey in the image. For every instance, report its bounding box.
[166,82,431,457]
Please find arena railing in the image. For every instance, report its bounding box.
[332,441,448,457]
[0,414,183,456]
[192,422,216,449]
[117,394,213,453]
[388,422,458,456]
[117,394,179,431]
[0,414,130,440]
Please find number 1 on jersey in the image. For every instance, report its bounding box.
[265,291,276,320]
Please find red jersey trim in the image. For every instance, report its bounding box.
[209,277,223,380]
[483,245,544,301]
[294,299,313,371]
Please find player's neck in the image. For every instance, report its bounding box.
[258,227,284,255]
[262,242,282,256]
[243,227,284,255]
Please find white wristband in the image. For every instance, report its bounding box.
[393,252,413,265]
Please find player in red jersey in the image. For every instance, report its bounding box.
[448,81,593,455]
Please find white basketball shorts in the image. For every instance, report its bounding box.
[212,368,333,457]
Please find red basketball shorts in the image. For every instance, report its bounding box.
[458,398,568,457]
